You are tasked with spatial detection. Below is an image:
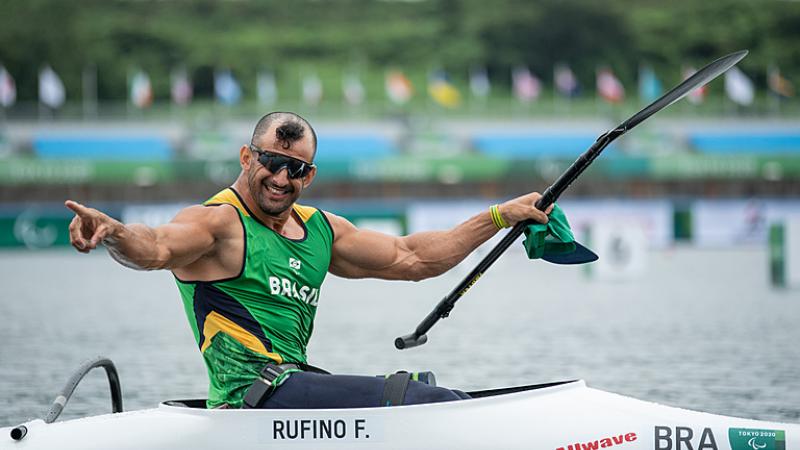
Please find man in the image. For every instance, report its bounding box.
[66,111,553,409]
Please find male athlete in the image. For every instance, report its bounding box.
[66,111,553,409]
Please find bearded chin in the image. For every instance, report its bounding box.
[258,196,293,216]
[253,183,299,216]
[247,169,302,216]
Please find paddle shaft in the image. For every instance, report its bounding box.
[394,129,622,350]
[394,50,748,350]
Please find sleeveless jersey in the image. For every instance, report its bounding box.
[174,187,333,408]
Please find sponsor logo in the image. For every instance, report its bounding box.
[655,426,718,450]
[728,428,786,450]
[289,257,302,270]
[457,272,482,297]
[556,432,637,450]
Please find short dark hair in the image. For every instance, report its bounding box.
[251,112,318,160]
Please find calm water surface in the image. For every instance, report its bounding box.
[1,246,798,427]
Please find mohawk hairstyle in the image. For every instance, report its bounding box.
[250,111,318,160]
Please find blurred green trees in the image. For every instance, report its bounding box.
[1,0,797,102]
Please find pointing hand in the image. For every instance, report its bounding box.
[65,200,120,253]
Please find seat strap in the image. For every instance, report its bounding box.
[299,362,330,374]
[381,371,412,407]
[242,363,300,409]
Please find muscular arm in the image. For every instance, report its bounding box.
[327,192,552,281]
[66,201,230,271]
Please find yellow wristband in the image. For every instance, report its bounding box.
[490,204,509,229]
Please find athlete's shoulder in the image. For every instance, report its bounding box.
[318,210,355,241]
[204,187,247,211]
[173,203,238,227]
[292,203,319,223]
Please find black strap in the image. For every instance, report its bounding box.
[242,363,300,409]
[381,372,412,407]
[299,362,330,375]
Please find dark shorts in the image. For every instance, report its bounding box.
[256,372,470,409]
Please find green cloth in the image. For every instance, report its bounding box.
[522,203,577,259]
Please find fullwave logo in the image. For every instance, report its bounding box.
[556,432,637,450]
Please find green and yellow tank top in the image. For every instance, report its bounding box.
[174,187,333,408]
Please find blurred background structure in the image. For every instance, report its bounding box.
[0,0,799,280]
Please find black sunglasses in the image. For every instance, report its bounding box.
[249,145,315,179]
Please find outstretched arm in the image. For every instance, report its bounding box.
[327,192,553,281]
[65,200,224,271]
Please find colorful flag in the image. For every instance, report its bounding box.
[39,65,66,108]
[82,65,98,117]
[170,67,193,106]
[682,66,707,104]
[302,72,323,106]
[638,65,662,103]
[554,64,579,97]
[768,66,795,98]
[257,70,277,106]
[214,69,241,105]
[596,67,624,103]
[469,66,491,98]
[724,66,754,106]
[130,69,153,108]
[427,69,461,108]
[385,70,413,104]
[0,65,16,107]
[342,72,365,106]
[512,66,541,102]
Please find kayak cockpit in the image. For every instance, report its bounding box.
[467,379,578,398]
[161,379,581,409]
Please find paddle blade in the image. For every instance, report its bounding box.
[623,50,748,131]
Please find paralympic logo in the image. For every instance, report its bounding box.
[13,208,59,249]
[728,428,785,450]
[748,437,767,450]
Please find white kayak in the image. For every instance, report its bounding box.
[3,379,798,450]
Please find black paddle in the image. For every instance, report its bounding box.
[395,50,749,350]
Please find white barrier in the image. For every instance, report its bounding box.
[693,200,800,247]
[584,222,648,282]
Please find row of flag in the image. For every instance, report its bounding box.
[0,63,795,110]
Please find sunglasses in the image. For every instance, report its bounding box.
[249,145,315,179]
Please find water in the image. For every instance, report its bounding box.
[1,246,799,427]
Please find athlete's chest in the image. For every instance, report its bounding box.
[243,222,331,290]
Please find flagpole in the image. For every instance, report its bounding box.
[38,67,44,122]
[594,67,600,116]
[170,68,176,120]
[38,69,55,123]
[551,65,557,115]
[82,64,97,120]
[768,65,779,117]
[126,68,132,119]
[508,67,514,115]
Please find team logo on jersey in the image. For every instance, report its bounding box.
[289,257,302,270]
